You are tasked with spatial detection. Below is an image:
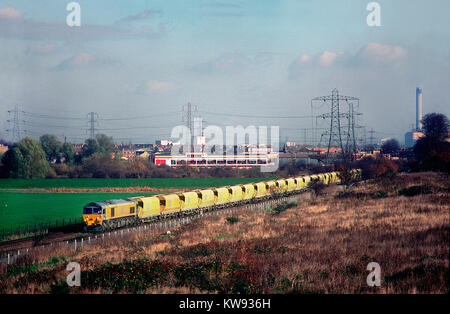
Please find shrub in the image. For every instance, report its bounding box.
[271,201,297,214]
[226,216,240,224]
[336,163,354,187]
[357,156,398,180]
[398,185,432,197]
[308,178,326,196]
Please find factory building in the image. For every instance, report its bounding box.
[405,87,425,147]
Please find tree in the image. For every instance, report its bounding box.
[40,134,62,162]
[413,113,449,171]
[381,138,400,154]
[96,134,114,155]
[1,137,50,178]
[61,142,75,164]
[422,113,449,142]
[82,134,114,159]
[82,138,100,158]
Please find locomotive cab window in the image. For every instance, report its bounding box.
[83,208,91,214]
[83,207,102,214]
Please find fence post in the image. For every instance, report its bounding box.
[74,239,77,250]
[7,254,10,265]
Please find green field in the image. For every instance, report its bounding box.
[0,192,157,232]
[0,177,275,235]
[0,177,274,189]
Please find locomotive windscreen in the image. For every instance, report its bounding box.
[83,205,102,215]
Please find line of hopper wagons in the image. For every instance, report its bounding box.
[82,169,362,232]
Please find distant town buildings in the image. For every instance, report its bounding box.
[405,131,425,147]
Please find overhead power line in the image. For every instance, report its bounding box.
[22,111,86,120]
[99,111,181,121]
[199,111,313,119]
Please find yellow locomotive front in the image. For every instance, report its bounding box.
[82,202,105,232]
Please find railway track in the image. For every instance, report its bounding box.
[0,188,317,265]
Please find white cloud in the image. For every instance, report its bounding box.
[116,9,163,24]
[71,53,96,66]
[0,7,23,20]
[54,53,117,70]
[318,51,339,67]
[191,52,275,75]
[298,54,311,63]
[27,43,57,55]
[138,80,175,94]
[355,42,407,65]
[289,43,407,77]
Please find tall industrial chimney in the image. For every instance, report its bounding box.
[416,87,423,131]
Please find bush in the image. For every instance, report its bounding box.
[226,216,240,224]
[357,156,398,180]
[271,201,297,214]
[308,178,326,196]
[398,185,432,197]
[336,163,354,187]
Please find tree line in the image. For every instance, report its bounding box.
[0,112,448,179]
[0,134,117,178]
[0,133,300,179]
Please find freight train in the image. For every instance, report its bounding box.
[82,170,362,232]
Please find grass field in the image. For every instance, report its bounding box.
[1,172,448,294]
[0,177,274,190]
[0,192,157,232]
[0,177,274,234]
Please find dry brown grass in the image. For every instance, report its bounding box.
[1,172,448,294]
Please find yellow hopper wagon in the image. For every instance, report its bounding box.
[134,196,161,222]
[179,192,200,213]
[197,189,215,209]
[228,185,244,204]
[158,194,181,217]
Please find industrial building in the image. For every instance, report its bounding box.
[405,87,425,147]
[153,146,278,167]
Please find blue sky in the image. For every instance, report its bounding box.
[1,0,449,144]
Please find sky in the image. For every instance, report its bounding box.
[0,0,449,145]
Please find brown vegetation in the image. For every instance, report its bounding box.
[1,172,448,294]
